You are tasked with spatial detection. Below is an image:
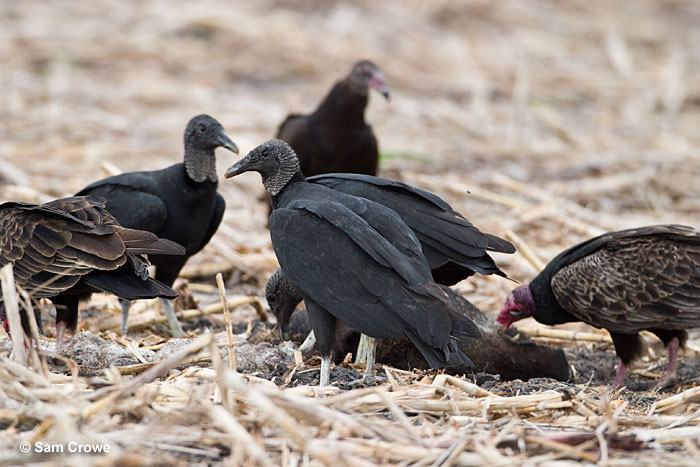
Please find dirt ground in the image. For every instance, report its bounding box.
[1,0,700,465]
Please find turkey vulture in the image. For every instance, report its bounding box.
[497,225,700,388]
[76,114,238,336]
[226,139,479,386]
[0,196,185,349]
[276,60,389,178]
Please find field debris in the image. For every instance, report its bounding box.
[1,0,700,464]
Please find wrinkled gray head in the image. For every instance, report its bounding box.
[224,139,301,196]
[183,114,239,183]
[265,269,303,339]
[347,60,390,99]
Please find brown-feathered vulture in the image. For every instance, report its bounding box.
[276,60,389,178]
[0,196,185,350]
[226,139,480,386]
[497,225,700,388]
[76,115,238,336]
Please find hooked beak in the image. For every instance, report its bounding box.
[495,304,513,329]
[276,324,290,341]
[369,71,390,100]
[217,130,239,155]
[224,156,250,179]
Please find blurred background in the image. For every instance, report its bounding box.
[1,0,699,313]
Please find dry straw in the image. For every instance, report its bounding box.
[1,344,700,465]
[2,0,700,464]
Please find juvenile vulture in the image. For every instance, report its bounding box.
[497,225,700,388]
[0,196,184,349]
[76,115,238,336]
[276,60,389,177]
[226,139,479,386]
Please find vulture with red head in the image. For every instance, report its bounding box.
[498,225,700,388]
[276,60,389,178]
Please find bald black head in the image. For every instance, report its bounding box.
[265,269,303,339]
[224,139,302,196]
[347,60,390,100]
[183,114,239,183]
[184,114,238,153]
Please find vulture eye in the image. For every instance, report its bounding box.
[508,310,521,317]
[262,150,270,159]
[198,124,207,133]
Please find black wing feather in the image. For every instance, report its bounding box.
[77,174,169,233]
[270,202,476,367]
[308,173,514,279]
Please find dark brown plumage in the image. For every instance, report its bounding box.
[498,225,700,388]
[276,60,389,178]
[0,196,185,349]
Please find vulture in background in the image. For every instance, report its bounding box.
[0,196,184,350]
[497,225,700,388]
[276,60,389,177]
[76,115,239,336]
[226,139,479,386]
[267,172,515,338]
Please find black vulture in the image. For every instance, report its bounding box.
[0,196,185,349]
[266,269,361,360]
[266,271,571,382]
[226,139,479,386]
[267,172,514,339]
[265,269,304,340]
[276,60,389,178]
[498,225,700,388]
[307,173,514,283]
[76,114,238,336]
